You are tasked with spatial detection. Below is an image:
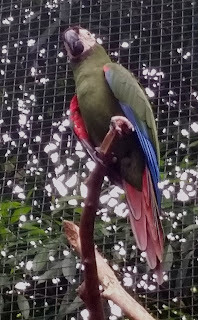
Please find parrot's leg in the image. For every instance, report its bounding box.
[94,116,134,165]
[110,116,134,135]
[94,147,117,164]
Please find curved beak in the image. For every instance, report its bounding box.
[64,29,84,57]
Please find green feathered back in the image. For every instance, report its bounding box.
[104,62,160,163]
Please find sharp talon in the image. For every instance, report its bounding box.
[95,147,100,153]
[112,156,117,163]
[110,116,134,135]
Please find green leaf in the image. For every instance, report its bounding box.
[193,206,198,214]
[189,140,198,148]
[162,148,175,159]
[0,274,9,287]
[17,295,30,320]
[52,205,65,216]
[163,244,173,272]
[183,224,198,234]
[0,295,4,313]
[101,227,110,237]
[112,251,122,262]
[0,202,22,211]
[4,161,15,173]
[181,232,195,253]
[37,261,63,284]
[57,295,83,320]
[0,201,22,218]
[183,209,195,225]
[20,223,47,236]
[162,218,172,236]
[32,248,49,272]
[175,250,194,293]
[20,222,40,230]
[11,206,31,223]
[161,198,172,209]
[26,189,34,200]
[74,207,83,214]
[62,254,76,284]
[0,226,16,241]
[160,172,167,180]
[23,229,47,239]
[58,195,83,203]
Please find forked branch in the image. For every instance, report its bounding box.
[63,221,155,320]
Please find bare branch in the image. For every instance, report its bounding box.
[63,221,155,320]
[79,163,105,320]
[77,127,118,320]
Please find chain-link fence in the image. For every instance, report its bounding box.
[0,0,198,319]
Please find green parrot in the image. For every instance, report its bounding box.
[63,26,164,283]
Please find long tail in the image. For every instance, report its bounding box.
[123,166,164,284]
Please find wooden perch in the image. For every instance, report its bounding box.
[77,127,118,320]
[63,221,155,320]
[79,163,106,319]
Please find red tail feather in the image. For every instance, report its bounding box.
[123,167,164,284]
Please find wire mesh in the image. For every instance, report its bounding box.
[0,0,198,319]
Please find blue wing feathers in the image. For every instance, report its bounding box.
[120,103,161,207]
[104,67,161,207]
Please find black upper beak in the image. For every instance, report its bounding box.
[64,29,84,57]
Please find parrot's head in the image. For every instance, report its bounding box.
[63,26,96,61]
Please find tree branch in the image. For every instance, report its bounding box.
[79,163,105,320]
[78,128,118,320]
[63,221,155,320]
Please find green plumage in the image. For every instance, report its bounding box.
[103,62,160,164]
[72,43,159,190]
[65,28,164,276]
[73,44,119,146]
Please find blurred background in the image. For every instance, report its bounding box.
[0,0,198,319]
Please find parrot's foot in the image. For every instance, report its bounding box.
[110,116,134,135]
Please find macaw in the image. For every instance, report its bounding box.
[63,26,164,283]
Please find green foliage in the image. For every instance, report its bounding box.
[57,295,83,320]
[0,197,81,319]
[17,295,30,320]
[62,254,77,284]
[163,244,173,273]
